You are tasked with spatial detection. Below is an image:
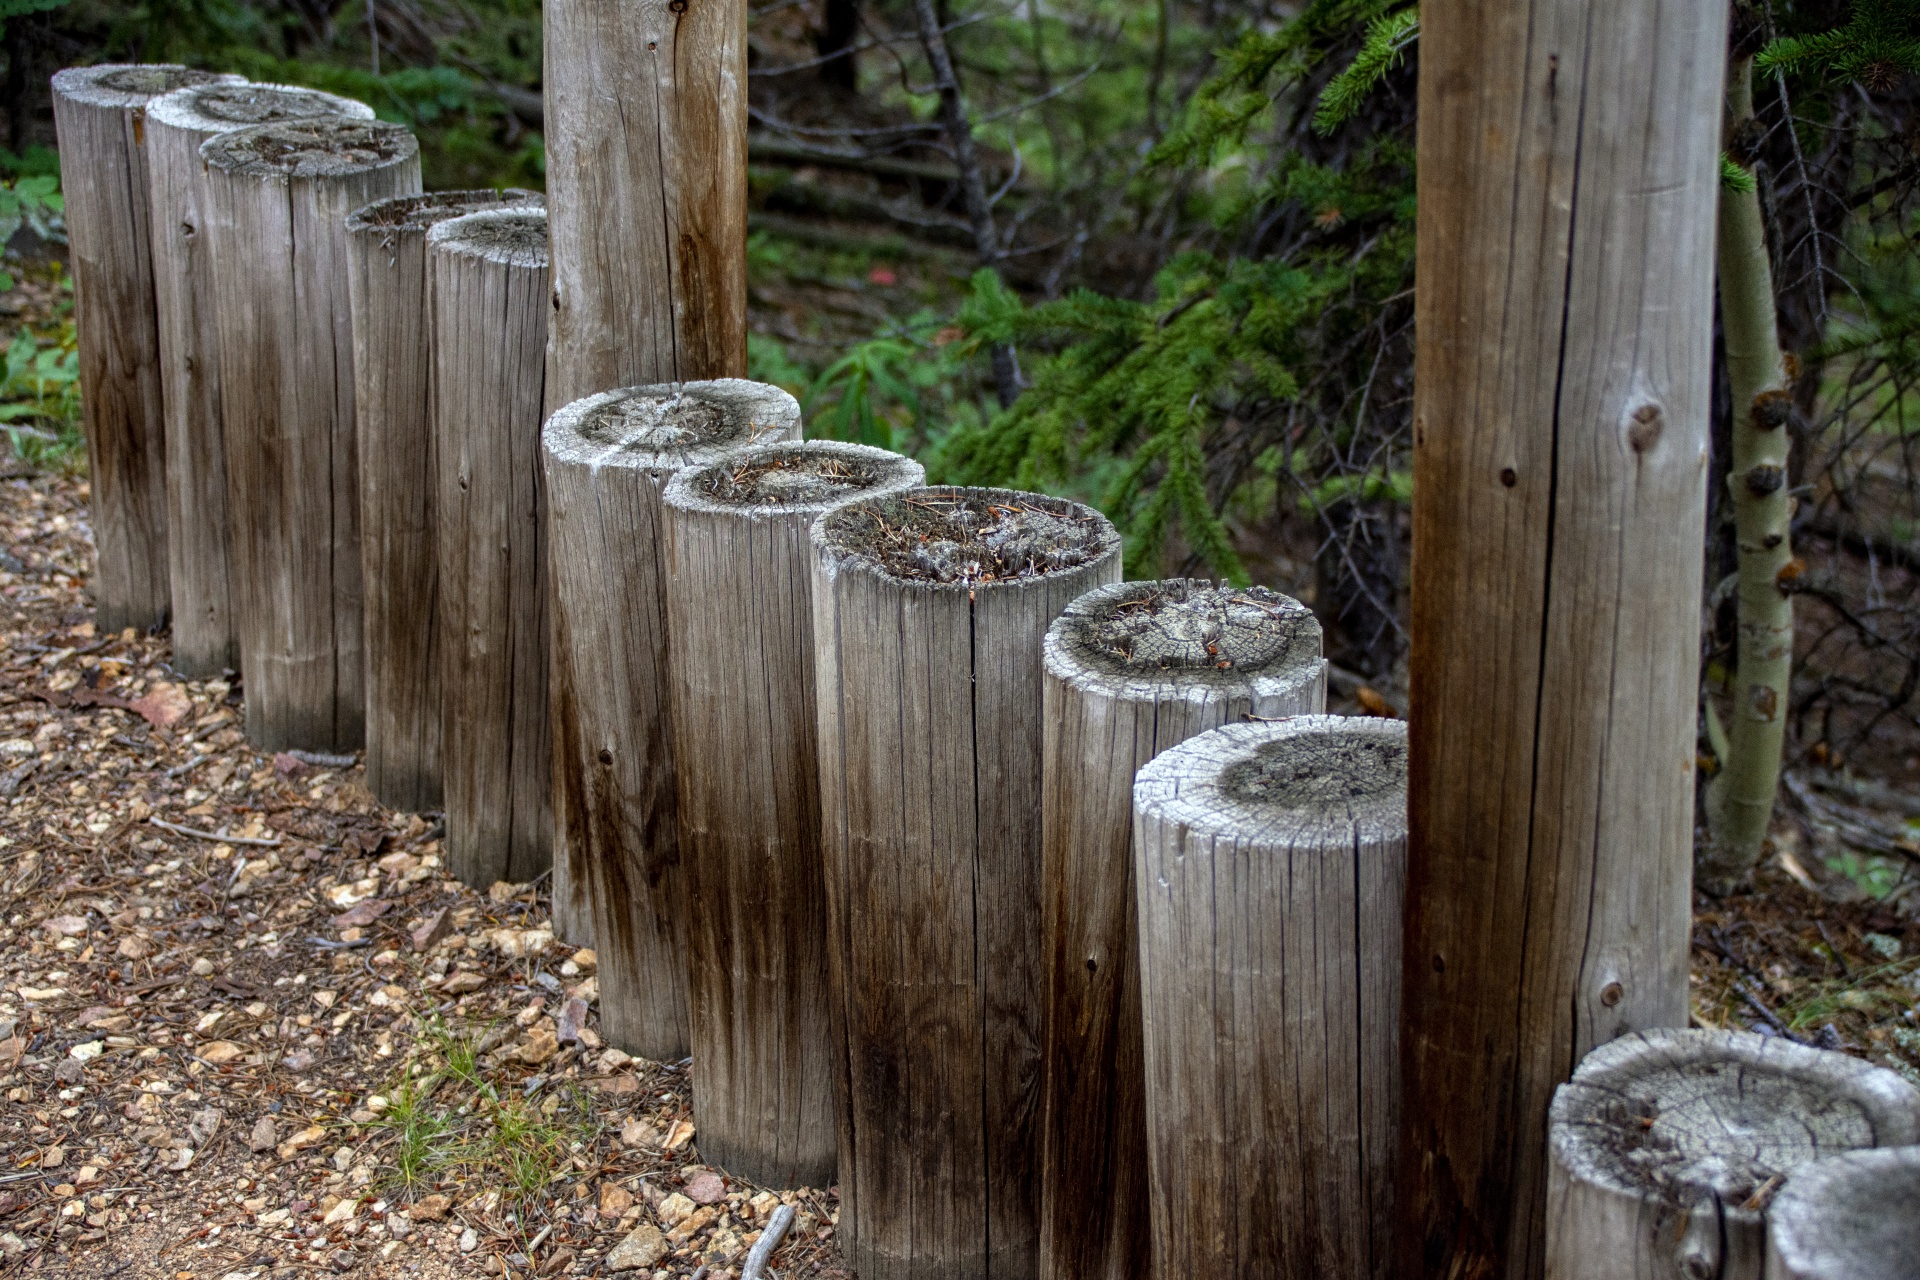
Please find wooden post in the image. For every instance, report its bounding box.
[200,118,420,750]
[429,208,552,888]
[1545,1029,1920,1280]
[1133,715,1407,1280]
[1401,3,1730,1274]
[50,65,242,634]
[811,486,1121,1280]
[1038,579,1326,1280]
[662,440,924,1189]
[542,380,800,1060]
[348,190,541,814]
[147,82,374,677]
[1766,1147,1920,1280]
[541,0,748,407]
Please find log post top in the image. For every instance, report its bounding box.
[198,117,418,181]
[51,65,242,109]
[662,440,924,523]
[427,207,549,269]
[1548,1028,1920,1228]
[810,485,1120,595]
[542,380,801,477]
[1046,578,1325,703]
[147,82,372,135]
[1767,1146,1920,1279]
[347,189,543,242]
[1134,715,1406,846]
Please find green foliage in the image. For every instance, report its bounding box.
[1313,7,1418,135]
[1757,0,1920,87]
[0,174,62,291]
[1720,152,1758,195]
[804,316,986,454]
[0,287,84,473]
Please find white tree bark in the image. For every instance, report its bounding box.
[1766,1146,1920,1280]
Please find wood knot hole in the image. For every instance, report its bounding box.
[1600,981,1623,1007]
[1745,463,1784,497]
[1085,957,1097,973]
[1627,404,1662,453]
[1432,953,1445,973]
[597,747,614,766]
[1499,468,1517,488]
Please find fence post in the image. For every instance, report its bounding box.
[542,381,800,1060]
[1038,579,1326,1280]
[1133,714,1407,1279]
[662,440,924,1189]
[347,190,541,814]
[50,65,242,634]
[811,487,1121,1279]
[427,208,552,887]
[1766,1147,1920,1280]
[147,82,373,678]
[1403,2,1730,1272]
[1545,1029,1920,1280]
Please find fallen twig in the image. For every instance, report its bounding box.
[285,748,357,769]
[741,1204,795,1280]
[148,817,283,847]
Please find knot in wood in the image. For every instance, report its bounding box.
[816,487,1119,587]
[96,66,224,96]
[201,118,419,178]
[1054,579,1320,682]
[1745,463,1785,497]
[1749,388,1791,431]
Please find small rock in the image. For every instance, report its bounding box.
[489,926,554,959]
[0,1233,24,1260]
[189,1107,222,1146]
[619,1118,656,1148]
[196,1040,243,1065]
[458,1227,478,1254]
[331,1145,354,1172]
[67,1039,103,1063]
[190,957,215,976]
[487,881,521,904]
[555,997,591,1044]
[410,908,451,952]
[249,1117,278,1152]
[52,1059,83,1085]
[601,1048,633,1071]
[605,1223,667,1272]
[332,897,390,929]
[663,1119,696,1152]
[41,915,88,937]
[116,936,151,960]
[440,971,487,996]
[511,1023,560,1066]
[655,1192,696,1228]
[273,752,309,778]
[323,1198,358,1225]
[665,1205,715,1244]
[276,1124,326,1160]
[282,1049,317,1073]
[599,1182,633,1216]
[684,1172,725,1205]
[39,1146,63,1170]
[408,1194,450,1222]
[164,1147,195,1172]
[386,1212,412,1240]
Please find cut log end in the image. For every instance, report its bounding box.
[814,485,1120,588]
[1048,578,1323,694]
[542,380,801,473]
[52,64,235,108]
[663,440,923,516]
[148,82,372,135]
[1767,1146,1920,1280]
[347,188,541,236]
[199,118,419,179]
[426,207,549,269]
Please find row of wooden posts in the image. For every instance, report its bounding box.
[47,50,1920,1280]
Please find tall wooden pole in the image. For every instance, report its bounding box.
[1400,4,1730,1278]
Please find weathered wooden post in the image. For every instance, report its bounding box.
[1545,1029,1920,1280]
[200,118,420,750]
[1402,3,1730,1274]
[543,381,799,1059]
[1133,714,1407,1279]
[50,65,242,633]
[1766,1146,1920,1280]
[812,487,1121,1279]
[1038,579,1325,1280]
[662,440,924,1189]
[147,82,374,677]
[348,189,540,813]
[429,208,552,887]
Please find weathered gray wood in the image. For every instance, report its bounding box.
[1402,3,1730,1274]
[50,65,241,634]
[663,440,923,1190]
[147,82,373,677]
[1133,715,1407,1280]
[543,381,799,1060]
[1766,1146,1920,1280]
[347,189,540,813]
[1545,1029,1920,1280]
[428,208,552,888]
[1038,580,1326,1280]
[812,487,1122,1280]
[542,0,748,408]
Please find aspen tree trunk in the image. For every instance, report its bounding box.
[1766,1147,1920,1280]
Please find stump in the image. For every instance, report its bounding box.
[147,82,374,677]
[543,380,800,1059]
[50,65,242,633]
[1132,714,1407,1280]
[662,441,924,1190]
[1038,580,1326,1280]
[200,118,421,750]
[811,487,1122,1280]
[428,208,552,888]
[1766,1146,1920,1280]
[1546,1029,1920,1280]
[347,190,541,813]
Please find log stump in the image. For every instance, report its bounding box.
[1038,580,1326,1280]
[428,208,552,888]
[542,380,800,1059]
[347,190,540,813]
[50,65,242,633]
[1546,1028,1920,1280]
[200,118,421,750]
[662,441,924,1190]
[1132,714,1407,1280]
[147,82,374,677]
[811,487,1122,1280]
[1766,1146,1920,1280]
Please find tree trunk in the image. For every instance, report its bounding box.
[1698,55,1794,897]
[542,380,800,1060]
[200,118,420,751]
[1765,1146,1920,1280]
[50,66,238,634]
[1038,579,1326,1280]
[1545,1029,1920,1280]
[428,209,552,889]
[661,440,923,1189]
[147,82,373,678]
[1400,4,1729,1275]
[1133,715,1406,1279]
[811,487,1121,1280]
[347,189,541,814]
